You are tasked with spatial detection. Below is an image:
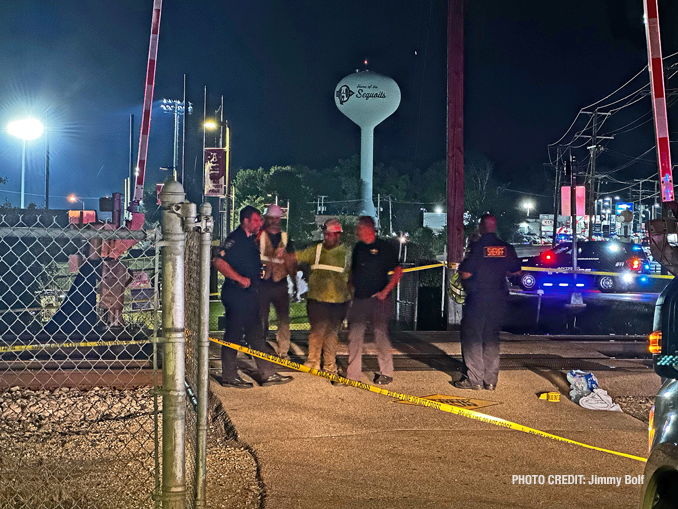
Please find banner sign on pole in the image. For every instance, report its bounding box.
[560,186,586,216]
[204,147,227,197]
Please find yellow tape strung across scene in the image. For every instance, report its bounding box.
[0,339,152,354]
[210,337,647,463]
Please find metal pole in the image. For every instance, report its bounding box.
[441,264,447,318]
[20,140,26,209]
[202,86,207,203]
[570,157,578,276]
[45,131,50,210]
[552,146,562,247]
[389,195,393,234]
[182,74,187,186]
[219,96,225,240]
[129,113,134,219]
[159,181,187,509]
[446,0,464,329]
[413,270,419,331]
[225,124,232,235]
[173,106,179,181]
[195,201,213,508]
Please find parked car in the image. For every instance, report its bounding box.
[641,276,678,508]
[513,241,651,293]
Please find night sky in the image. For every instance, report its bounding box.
[0,0,676,211]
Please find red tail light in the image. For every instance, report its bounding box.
[626,258,641,271]
[543,252,553,262]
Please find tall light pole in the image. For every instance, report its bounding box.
[522,200,534,217]
[7,118,44,209]
[160,98,192,181]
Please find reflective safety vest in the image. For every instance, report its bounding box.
[311,243,346,273]
[448,271,466,304]
[259,231,289,282]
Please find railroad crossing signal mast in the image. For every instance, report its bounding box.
[644,0,676,214]
[129,0,163,229]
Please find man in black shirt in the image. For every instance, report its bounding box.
[347,216,403,384]
[454,214,521,390]
[212,205,293,388]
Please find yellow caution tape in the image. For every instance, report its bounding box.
[522,266,673,279]
[210,337,647,463]
[0,338,152,354]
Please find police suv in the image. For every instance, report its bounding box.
[514,241,650,293]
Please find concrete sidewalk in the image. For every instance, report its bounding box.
[210,335,660,508]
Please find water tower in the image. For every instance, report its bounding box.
[335,70,401,218]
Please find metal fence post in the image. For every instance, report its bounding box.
[195,202,212,508]
[160,181,187,509]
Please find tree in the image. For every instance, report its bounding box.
[232,165,316,241]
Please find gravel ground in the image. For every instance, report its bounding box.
[0,386,263,509]
[613,395,655,423]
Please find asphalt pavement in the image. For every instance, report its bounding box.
[210,334,661,508]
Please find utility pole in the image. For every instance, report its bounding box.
[584,110,612,240]
[567,154,586,311]
[551,145,563,247]
[446,0,465,328]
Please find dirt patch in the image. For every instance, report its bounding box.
[613,395,655,423]
[0,387,263,508]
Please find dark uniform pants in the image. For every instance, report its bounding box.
[259,280,291,356]
[460,297,506,386]
[221,287,276,382]
[347,297,393,381]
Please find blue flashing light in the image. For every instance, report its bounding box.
[558,283,569,287]
[640,276,649,283]
[543,283,553,287]
[576,283,585,287]
[644,264,650,271]
[633,245,642,251]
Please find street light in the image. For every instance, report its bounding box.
[68,194,85,211]
[160,98,193,181]
[7,118,44,208]
[521,200,535,217]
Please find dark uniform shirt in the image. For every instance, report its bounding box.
[216,226,261,295]
[458,233,520,299]
[351,238,399,299]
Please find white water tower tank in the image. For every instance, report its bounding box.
[335,70,401,217]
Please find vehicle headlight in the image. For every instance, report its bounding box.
[622,273,633,283]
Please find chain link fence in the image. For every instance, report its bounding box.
[0,212,162,508]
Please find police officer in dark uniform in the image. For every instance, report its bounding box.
[454,214,521,390]
[212,205,293,388]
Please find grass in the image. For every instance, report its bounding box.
[209,299,309,331]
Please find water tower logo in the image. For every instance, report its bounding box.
[336,84,354,105]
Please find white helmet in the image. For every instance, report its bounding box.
[264,204,283,218]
